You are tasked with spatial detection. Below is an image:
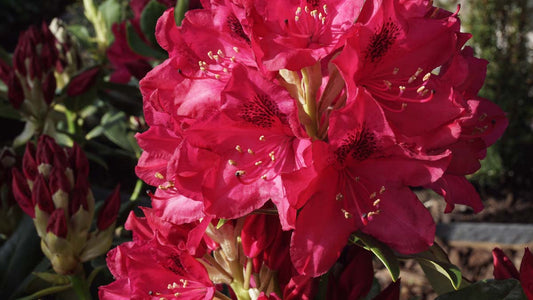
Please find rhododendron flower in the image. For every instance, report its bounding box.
[130,0,507,291]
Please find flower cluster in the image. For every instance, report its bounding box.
[11,136,121,274]
[103,0,507,298]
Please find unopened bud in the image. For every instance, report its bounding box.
[33,175,55,214]
[12,168,34,218]
[46,208,68,238]
[7,72,24,109]
[67,67,100,97]
[97,185,121,230]
[22,142,37,181]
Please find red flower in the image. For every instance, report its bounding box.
[288,92,449,275]
[246,0,365,71]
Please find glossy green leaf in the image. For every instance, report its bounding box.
[351,232,400,282]
[140,0,167,46]
[407,243,466,294]
[435,279,527,300]
[0,216,43,299]
[125,21,166,59]
[174,0,190,26]
[417,258,463,295]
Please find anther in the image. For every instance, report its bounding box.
[233,46,239,53]
[255,161,263,166]
[296,7,302,15]
[305,6,309,13]
[155,172,164,179]
[423,72,432,81]
[228,159,237,166]
[369,192,377,199]
[223,68,229,73]
[180,279,188,287]
[310,10,318,17]
[235,170,246,177]
[269,151,275,161]
[261,174,267,180]
[235,145,243,153]
[379,186,386,194]
[172,282,179,289]
[230,57,236,62]
[417,86,426,94]
[207,51,214,60]
[373,199,381,207]
[215,74,221,80]
[259,135,266,141]
[341,209,352,219]
[336,193,344,201]
[408,75,417,84]
[217,49,224,57]
[247,148,254,154]
[393,67,399,75]
[295,16,300,21]
[383,80,392,90]
[323,4,328,14]
[414,67,423,77]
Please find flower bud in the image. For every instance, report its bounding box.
[97,185,121,231]
[42,71,56,105]
[11,168,34,218]
[66,67,100,97]
[46,208,68,238]
[7,72,24,109]
[22,142,37,181]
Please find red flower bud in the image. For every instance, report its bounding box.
[7,71,24,109]
[33,174,55,214]
[97,185,121,230]
[46,208,68,238]
[22,142,37,181]
[69,186,89,215]
[492,248,520,280]
[37,136,67,167]
[373,279,401,300]
[520,248,533,300]
[67,143,89,179]
[12,168,35,218]
[48,167,71,195]
[42,71,56,105]
[67,67,100,97]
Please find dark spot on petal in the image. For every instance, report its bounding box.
[335,127,378,164]
[306,0,320,8]
[240,94,284,128]
[227,15,250,44]
[365,19,400,63]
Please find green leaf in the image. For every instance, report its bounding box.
[417,258,463,295]
[32,272,70,285]
[174,0,190,26]
[0,216,43,299]
[66,25,92,48]
[140,0,167,46]
[435,279,527,300]
[351,232,400,282]
[125,21,167,59]
[98,111,136,153]
[99,0,122,37]
[407,243,466,295]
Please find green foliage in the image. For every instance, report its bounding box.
[436,279,527,300]
[465,0,533,189]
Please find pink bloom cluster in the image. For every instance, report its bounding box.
[103,0,507,298]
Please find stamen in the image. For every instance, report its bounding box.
[341,209,352,219]
[233,46,239,53]
[373,199,381,207]
[423,72,432,81]
[155,172,164,179]
[247,148,255,154]
[393,67,399,75]
[369,192,377,199]
[336,193,344,201]
[261,174,268,180]
[235,145,243,153]
[228,159,237,166]
[259,135,266,141]
[255,161,263,166]
[235,170,246,177]
[269,151,275,161]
